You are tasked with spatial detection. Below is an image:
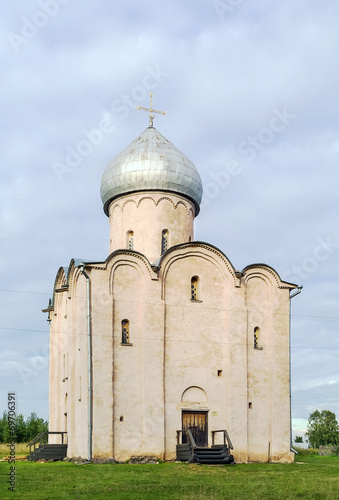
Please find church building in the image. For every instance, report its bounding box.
[45,104,299,463]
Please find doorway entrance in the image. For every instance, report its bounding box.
[182,411,208,447]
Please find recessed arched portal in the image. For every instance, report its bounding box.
[181,386,208,447]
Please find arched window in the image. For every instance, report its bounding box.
[191,276,199,301]
[161,229,169,254]
[126,231,134,250]
[254,326,262,349]
[121,319,130,344]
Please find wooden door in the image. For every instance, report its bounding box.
[182,411,208,447]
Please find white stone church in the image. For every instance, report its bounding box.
[45,110,299,463]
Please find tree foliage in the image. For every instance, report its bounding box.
[0,411,10,443]
[305,410,339,448]
[0,412,48,443]
[295,436,303,443]
[26,412,48,440]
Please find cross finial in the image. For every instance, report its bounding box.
[137,92,165,127]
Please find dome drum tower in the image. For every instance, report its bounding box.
[100,126,203,262]
[107,190,195,263]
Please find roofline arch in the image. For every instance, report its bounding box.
[51,266,68,307]
[242,263,298,289]
[105,249,155,280]
[158,241,240,298]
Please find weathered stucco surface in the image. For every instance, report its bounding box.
[48,189,295,463]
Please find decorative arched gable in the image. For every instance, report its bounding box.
[106,250,155,285]
[159,241,240,300]
[52,266,67,311]
[242,264,294,290]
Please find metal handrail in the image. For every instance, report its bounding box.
[27,431,46,448]
[211,429,233,450]
[176,429,197,449]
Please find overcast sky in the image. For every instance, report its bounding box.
[1,0,338,442]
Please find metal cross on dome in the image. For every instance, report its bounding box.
[137,92,165,127]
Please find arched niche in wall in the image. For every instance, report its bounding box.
[181,386,208,404]
[246,276,271,313]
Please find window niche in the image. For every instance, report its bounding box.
[191,276,202,302]
[121,319,132,346]
[126,231,134,250]
[254,326,263,350]
[161,229,169,254]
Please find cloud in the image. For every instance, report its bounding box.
[1,1,338,427]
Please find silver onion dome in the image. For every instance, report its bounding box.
[100,126,203,215]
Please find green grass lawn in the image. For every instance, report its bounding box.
[1,455,339,499]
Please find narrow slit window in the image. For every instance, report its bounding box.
[121,319,130,344]
[254,326,262,349]
[127,231,134,250]
[191,276,199,301]
[161,229,168,254]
